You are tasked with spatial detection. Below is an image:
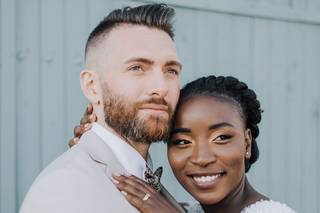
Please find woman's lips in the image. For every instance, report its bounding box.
[187,172,225,189]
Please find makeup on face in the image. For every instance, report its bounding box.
[168,96,251,205]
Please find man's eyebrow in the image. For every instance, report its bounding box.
[208,122,234,130]
[165,60,182,70]
[124,57,154,65]
[171,127,191,135]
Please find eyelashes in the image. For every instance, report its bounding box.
[170,134,233,146]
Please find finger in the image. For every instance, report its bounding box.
[122,192,148,212]
[113,174,153,194]
[113,176,147,199]
[88,113,97,122]
[80,116,90,125]
[124,175,156,193]
[74,125,84,137]
[86,103,93,114]
[68,137,79,148]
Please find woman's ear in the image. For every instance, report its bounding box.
[244,129,252,159]
[79,69,101,105]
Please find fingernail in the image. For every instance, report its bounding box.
[121,191,127,196]
[113,173,121,177]
[84,123,91,130]
[90,114,96,120]
[112,179,119,184]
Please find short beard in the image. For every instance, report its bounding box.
[102,84,173,144]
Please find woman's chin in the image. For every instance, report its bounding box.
[191,192,225,206]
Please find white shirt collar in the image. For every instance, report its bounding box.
[91,122,152,179]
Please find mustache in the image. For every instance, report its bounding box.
[137,98,173,114]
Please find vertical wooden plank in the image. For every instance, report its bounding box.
[195,11,217,77]
[233,16,254,83]
[284,21,304,212]
[301,23,319,213]
[250,18,273,196]
[15,0,42,206]
[174,7,198,86]
[317,26,320,213]
[317,28,320,213]
[306,0,320,11]
[40,0,65,167]
[268,20,288,202]
[0,0,17,212]
[64,0,88,142]
[215,13,234,76]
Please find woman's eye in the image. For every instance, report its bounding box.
[129,65,143,72]
[213,135,232,143]
[171,139,191,145]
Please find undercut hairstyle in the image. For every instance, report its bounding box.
[172,75,263,172]
[85,3,175,57]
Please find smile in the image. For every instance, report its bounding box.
[188,172,225,189]
[192,174,221,183]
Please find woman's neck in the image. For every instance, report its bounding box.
[201,175,267,213]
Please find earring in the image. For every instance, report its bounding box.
[246,151,250,156]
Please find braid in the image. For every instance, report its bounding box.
[178,75,263,172]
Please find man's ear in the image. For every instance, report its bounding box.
[80,69,101,104]
[244,129,252,159]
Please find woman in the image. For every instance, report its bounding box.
[71,76,296,213]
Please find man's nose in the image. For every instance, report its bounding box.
[146,70,169,98]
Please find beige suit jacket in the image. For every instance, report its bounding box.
[20,130,140,213]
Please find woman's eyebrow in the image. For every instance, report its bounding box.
[208,122,234,130]
[171,127,191,135]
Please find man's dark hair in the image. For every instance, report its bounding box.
[85,3,175,56]
[171,75,263,173]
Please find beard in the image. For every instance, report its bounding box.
[102,83,173,144]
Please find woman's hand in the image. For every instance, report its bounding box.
[68,103,96,147]
[112,174,183,213]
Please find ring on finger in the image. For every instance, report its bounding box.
[142,193,151,201]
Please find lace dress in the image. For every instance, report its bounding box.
[184,200,297,213]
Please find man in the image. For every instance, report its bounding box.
[20,4,183,213]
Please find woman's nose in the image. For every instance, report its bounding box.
[190,142,217,167]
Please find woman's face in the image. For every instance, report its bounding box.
[167,96,252,205]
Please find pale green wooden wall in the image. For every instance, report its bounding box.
[1,0,320,212]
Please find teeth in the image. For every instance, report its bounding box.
[193,175,220,183]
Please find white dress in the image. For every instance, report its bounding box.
[185,200,297,213]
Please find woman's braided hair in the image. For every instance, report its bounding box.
[175,75,263,172]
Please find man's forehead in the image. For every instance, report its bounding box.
[85,24,179,69]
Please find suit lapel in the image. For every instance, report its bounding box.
[78,130,185,212]
[78,130,127,179]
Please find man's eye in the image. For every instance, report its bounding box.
[129,65,143,72]
[167,68,179,76]
[171,139,191,145]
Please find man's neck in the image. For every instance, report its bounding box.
[97,121,150,160]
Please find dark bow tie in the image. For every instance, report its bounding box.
[144,166,163,192]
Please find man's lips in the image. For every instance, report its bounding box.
[139,104,169,112]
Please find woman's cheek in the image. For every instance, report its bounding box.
[168,147,189,173]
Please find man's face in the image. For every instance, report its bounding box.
[98,25,181,143]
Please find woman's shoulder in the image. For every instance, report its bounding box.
[241,200,297,213]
